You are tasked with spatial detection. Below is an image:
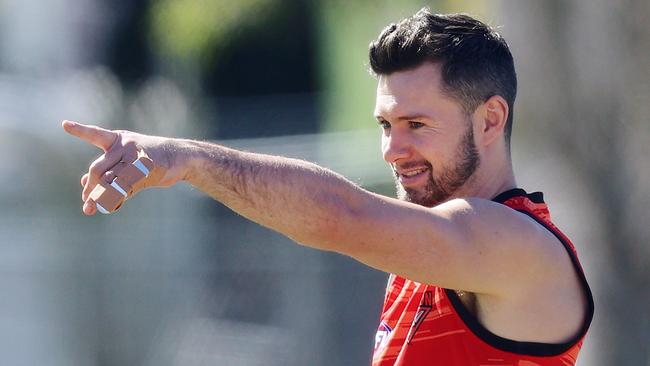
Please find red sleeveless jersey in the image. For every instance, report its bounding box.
[371,188,594,366]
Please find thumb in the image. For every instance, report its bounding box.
[62,120,119,152]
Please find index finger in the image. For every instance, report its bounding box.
[62,120,119,151]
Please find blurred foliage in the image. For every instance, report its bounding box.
[200,0,318,97]
[148,0,318,99]
[148,0,276,67]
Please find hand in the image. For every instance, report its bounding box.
[62,120,186,215]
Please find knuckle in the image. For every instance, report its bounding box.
[88,162,102,176]
[123,140,137,151]
[105,133,122,152]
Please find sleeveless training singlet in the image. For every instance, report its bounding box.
[371,188,594,366]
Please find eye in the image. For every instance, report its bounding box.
[378,120,391,130]
[409,121,424,129]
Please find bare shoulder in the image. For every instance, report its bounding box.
[433,197,572,279]
[437,197,589,343]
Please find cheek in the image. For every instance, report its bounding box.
[412,135,452,167]
[412,135,437,157]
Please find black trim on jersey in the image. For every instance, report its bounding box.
[492,188,545,204]
[444,188,595,357]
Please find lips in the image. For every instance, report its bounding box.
[401,167,427,177]
[396,166,429,186]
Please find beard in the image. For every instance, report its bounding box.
[394,125,480,207]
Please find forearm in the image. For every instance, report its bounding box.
[178,139,365,251]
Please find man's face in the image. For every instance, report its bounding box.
[374,62,480,207]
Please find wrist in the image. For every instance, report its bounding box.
[177,139,210,184]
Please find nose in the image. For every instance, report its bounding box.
[382,130,411,164]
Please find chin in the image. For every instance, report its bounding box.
[396,185,442,207]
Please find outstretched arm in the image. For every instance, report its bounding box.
[63,121,568,296]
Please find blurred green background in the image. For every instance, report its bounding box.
[0,0,648,365]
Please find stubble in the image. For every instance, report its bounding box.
[395,124,480,207]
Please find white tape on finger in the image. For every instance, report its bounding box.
[133,159,150,176]
[96,203,109,214]
[110,181,128,197]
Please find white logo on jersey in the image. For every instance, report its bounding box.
[374,321,392,352]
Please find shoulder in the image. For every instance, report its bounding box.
[433,197,574,294]
[433,197,556,246]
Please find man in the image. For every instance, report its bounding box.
[63,9,593,366]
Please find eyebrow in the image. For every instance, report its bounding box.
[374,114,430,122]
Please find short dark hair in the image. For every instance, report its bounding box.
[369,9,517,143]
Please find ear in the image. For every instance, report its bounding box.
[474,95,509,147]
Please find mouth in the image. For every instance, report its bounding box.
[396,166,430,187]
